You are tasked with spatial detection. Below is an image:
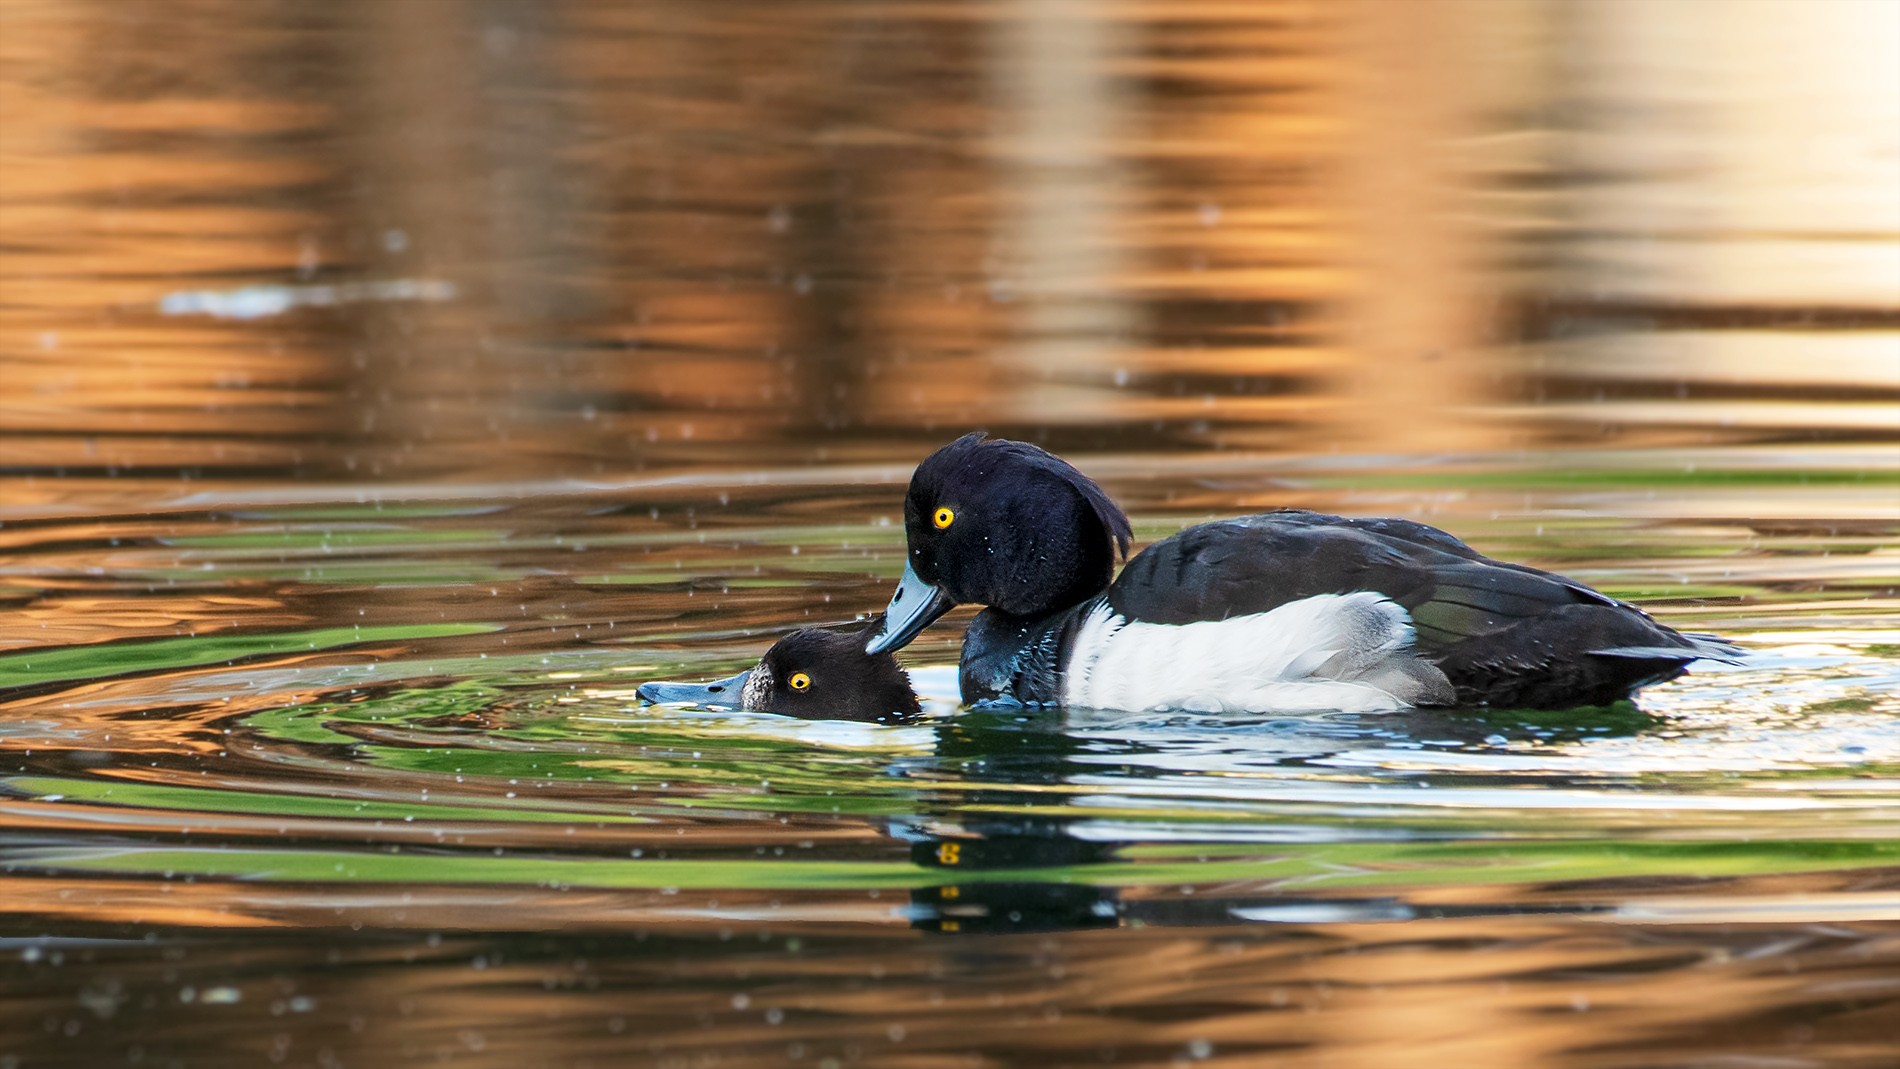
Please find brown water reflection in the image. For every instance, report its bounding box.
[4,0,1895,512]
[6,876,1899,1069]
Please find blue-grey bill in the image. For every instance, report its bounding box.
[864,561,957,655]
[635,670,751,708]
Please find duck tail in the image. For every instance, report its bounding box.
[1587,632,1745,665]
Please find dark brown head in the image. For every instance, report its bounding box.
[638,623,922,723]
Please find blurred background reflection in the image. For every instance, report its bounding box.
[5,0,1894,510]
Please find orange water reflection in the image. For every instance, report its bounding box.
[3,0,1895,514]
[4,873,1896,1068]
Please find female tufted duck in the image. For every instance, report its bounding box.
[637,623,923,723]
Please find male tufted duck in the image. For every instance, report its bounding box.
[865,434,1739,711]
[637,623,923,722]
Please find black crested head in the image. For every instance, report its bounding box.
[741,623,923,722]
[903,433,1131,619]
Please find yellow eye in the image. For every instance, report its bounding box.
[789,672,811,690]
[933,507,955,529]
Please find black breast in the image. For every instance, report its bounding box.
[957,605,1080,707]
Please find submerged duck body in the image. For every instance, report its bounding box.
[867,434,1739,711]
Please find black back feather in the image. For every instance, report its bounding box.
[1107,510,1728,708]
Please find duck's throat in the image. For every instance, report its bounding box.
[957,603,1086,706]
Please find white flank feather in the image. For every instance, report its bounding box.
[1061,592,1445,713]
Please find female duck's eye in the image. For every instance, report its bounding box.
[789,672,811,691]
[933,507,955,530]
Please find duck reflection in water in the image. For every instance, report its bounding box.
[636,621,923,724]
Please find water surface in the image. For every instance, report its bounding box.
[2,2,1897,1066]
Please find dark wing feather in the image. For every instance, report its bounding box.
[1111,511,1633,641]
[1106,510,1721,708]
[1108,511,1492,628]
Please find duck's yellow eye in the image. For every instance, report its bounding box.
[789,672,811,690]
[933,507,955,529]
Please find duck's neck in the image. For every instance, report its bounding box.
[957,600,1100,706]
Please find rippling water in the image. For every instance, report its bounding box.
[3,2,1898,1067]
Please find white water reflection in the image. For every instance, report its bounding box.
[158,278,458,319]
[578,708,941,754]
